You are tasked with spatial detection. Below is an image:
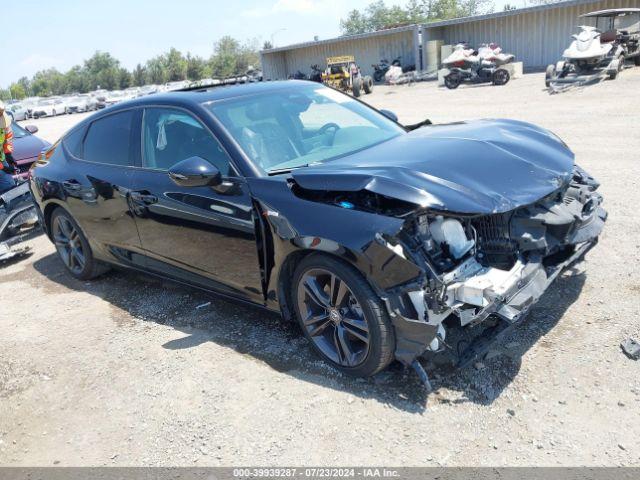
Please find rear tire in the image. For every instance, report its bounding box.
[492,68,510,86]
[51,208,110,280]
[292,254,395,377]
[444,73,462,89]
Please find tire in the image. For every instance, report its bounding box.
[492,68,510,86]
[352,77,362,97]
[363,75,373,94]
[634,55,640,67]
[292,253,395,377]
[545,64,556,88]
[444,73,461,89]
[51,208,110,280]
[373,70,384,83]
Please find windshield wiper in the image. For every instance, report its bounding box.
[267,164,314,176]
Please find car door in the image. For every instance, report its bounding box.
[130,106,264,304]
[61,108,144,266]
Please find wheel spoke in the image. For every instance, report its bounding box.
[57,218,73,238]
[53,234,69,247]
[304,277,330,309]
[330,275,348,308]
[341,316,369,344]
[71,247,85,270]
[307,315,332,337]
[334,325,354,366]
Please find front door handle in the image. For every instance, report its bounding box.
[130,191,158,205]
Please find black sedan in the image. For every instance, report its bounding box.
[30,81,606,382]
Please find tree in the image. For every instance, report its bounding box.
[9,83,27,99]
[132,64,147,87]
[165,48,188,81]
[503,3,516,10]
[262,40,273,50]
[145,55,168,85]
[209,37,259,78]
[186,53,207,80]
[340,0,494,34]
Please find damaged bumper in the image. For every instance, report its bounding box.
[384,169,607,367]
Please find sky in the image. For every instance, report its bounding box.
[4,0,514,88]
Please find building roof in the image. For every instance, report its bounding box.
[424,0,608,28]
[261,24,419,55]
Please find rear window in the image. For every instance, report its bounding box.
[64,127,86,158]
[83,110,135,166]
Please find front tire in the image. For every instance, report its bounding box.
[51,208,110,280]
[492,68,510,86]
[352,77,362,97]
[363,75,373,94]
[292,254,395,377]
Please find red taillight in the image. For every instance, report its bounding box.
[37,142,59,165]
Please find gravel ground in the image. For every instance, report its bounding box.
[1,71,639,467]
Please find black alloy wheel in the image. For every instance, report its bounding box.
[492,68,510,86]
[51,208,109,280]
[53,214,86,275]
[292,254,394,377]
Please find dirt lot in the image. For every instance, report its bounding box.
[1,71,639,467]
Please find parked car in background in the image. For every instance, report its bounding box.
[65,94,97,113]
[6,103,29,121]
[138,85,159,96]
[104,90,125,107]
[32,98,65,118]
[20,98,41,119]
[123,87,140,100]
[9,119,50,180]
[29,81,606,382]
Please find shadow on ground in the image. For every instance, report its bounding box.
[30,252,586,412]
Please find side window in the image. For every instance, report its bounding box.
[63,126,86,158]
[83,110,135,166]
[142,108,233,175]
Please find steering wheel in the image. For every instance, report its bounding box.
[318,122,340,144]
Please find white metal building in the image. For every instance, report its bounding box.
[422,0,640,70]
[260,0,640,79]
[260,25,421,80]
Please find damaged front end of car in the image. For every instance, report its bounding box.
[370,164,606,375]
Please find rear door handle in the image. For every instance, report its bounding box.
[130,191,158,205]
[63,180,82,191]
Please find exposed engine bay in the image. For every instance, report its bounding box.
[290,163,606,369]
[383,165,606,366]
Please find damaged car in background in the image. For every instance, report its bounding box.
[29,81,606,387]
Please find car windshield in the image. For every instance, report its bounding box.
[205,85,404,173]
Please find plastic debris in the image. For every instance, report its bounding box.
[621,338,640,360]
[196,302,211,310]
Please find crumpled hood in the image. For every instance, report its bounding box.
[291,119,575,214]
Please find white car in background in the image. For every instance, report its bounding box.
[32,98,66,118]
[104,90,126,106]
[164,80,189,91]
[65,94,97,113]
[6,103,29,121]
[123,87,140,99]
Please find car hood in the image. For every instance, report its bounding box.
[290,119,575,215]
[12,134,50,161]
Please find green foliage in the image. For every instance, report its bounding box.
[4,37,261,96]
[340,0,494,34]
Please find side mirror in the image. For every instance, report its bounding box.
[380,109,398,123]
[25,125,39,134]
[168,156,222,188]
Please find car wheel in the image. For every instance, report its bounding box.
[444,73,462,89]
[292,254,395,377]
[634,55,640,66]
[51,208,110,280]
